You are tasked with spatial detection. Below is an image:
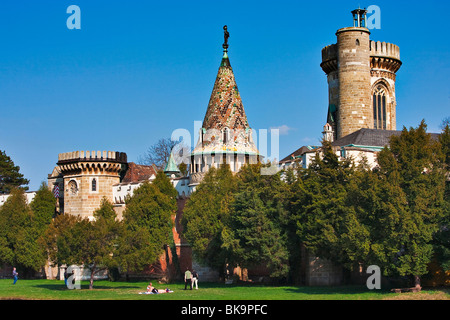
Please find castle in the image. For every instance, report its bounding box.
[281,8,404,171]
[2,9,417,284]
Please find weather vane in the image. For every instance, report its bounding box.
[223,25,230,51]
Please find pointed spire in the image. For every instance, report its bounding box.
[164,151,180,176]
[192,26,259,157]
[202,26,249,131]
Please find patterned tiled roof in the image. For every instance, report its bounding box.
[193,47,259,156]
[202,53,249,131]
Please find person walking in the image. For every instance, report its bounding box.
[184,269,192,290]
[192,270,199,290]
[12,268,18,285]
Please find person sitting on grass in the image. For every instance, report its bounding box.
[147,282,158,294]
[143,282,173,294]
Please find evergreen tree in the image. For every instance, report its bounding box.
[181,165,236,275]
[0,188,41,276]
[119,181,175,277]
[346,158,409,275]
[0,150,29,194]
[377,120,446,287]
[220,163,289,279]
[432,121,450,271]
[226,188,289,278]
[291,140,357,266]
[153,170,178,201]
[30,182,56,234]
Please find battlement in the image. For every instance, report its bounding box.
[321,44,338,62]
[58,151,127,163]
[370,41,400,60]
[321,44,338,74]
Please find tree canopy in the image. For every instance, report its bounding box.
[0,150,29,194]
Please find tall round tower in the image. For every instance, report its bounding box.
[336,9,372,139]
[321,8,402,140]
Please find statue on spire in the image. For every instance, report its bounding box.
[223,25,230,51]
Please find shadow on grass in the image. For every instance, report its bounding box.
[34,283,141,291]
[282,285,390,296]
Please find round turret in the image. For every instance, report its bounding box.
[320,8,402,140]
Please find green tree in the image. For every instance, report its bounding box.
[182,165,236,275]
[43,198,121,289]
[346,158,410,276]
[0,188,41,276]
[291,141,357,266]
[153,171,178,201]
[0,150,29,194]
[41,213,78,270]
[221,163,289,279]
[377,120,446,287]
[119,181,175,277]
[432,121,450,271]
[31,182,56,234]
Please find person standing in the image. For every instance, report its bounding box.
[12,268,18,285]
[192,270,199,290]
[184,269,192,290]
[64,268,68,287]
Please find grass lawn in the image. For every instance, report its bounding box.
[0,279,448,300]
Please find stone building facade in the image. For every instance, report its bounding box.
[48,151,128,220]
[320,8,402,141]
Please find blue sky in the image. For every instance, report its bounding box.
[0,0,449,191]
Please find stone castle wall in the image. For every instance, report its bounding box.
[63,174,121,219]
[55,150,127,219]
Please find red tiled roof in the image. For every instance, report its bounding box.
[122,162,158,183]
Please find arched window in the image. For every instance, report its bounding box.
[373,86,388,130]
[68,180,78,195]
[356,39,360,46]
[92,178,97,192]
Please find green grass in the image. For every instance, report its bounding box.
[0,279,448,300]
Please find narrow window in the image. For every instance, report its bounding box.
[377,94,382,129]
[92,178,97,192]
[373,94,377,128]
[223,128,230,144]
[372,85,388,130]
[356,39,360,46]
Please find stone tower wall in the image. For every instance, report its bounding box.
[336,27,372,140]
[321,44,339,136]
[57,151,127,219]
[321,32,402,140]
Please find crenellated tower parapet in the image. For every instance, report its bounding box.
[370,41,402,81]
[57,151,127,176]
[320,44,338,74]
[50,150,128,219]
